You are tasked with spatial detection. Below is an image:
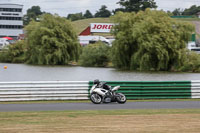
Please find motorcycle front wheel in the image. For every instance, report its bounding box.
[116,93,126,104]
[90,93,102,104]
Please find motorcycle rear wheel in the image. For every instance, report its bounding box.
[116,93,126,104]
[90,93,102,104]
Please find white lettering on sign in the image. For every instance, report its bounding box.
[90,23,115,33]
[1,13,19,16]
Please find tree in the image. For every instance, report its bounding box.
[25,14,80,65]
[115,0,157,12]
[166,10,173,16]
[24,6,43,25]
[95,5,111,18]
[84,10,93,18]
[112,8,125,14]
[182,5,200,16]
[111,9,194,71]
[67,12,84,21]
[172,8,183,16]
[79,42,110,67]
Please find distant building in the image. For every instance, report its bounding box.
[0,4,23,39]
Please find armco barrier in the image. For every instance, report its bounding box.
[0,81,89,101]
[191,80,200,99]
[89,81,193,100]
[0,80,199,101]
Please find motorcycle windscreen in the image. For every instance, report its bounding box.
[112,86,120,91]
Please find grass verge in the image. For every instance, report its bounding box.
[1,99,200,104]
[0,109,200,133]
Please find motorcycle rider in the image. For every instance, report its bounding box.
[93,79,111,92]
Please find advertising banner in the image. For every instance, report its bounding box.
[90,23,114,33]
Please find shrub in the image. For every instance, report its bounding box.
[0,40,26,63]
[79,42,110,67]
[180,51,200,72]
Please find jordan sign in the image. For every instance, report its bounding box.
[90,23,114,33]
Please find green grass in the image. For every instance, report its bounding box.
[0,109,200,117]
[72,17,200,35]
[1,109,200,133]
[72,17,200,36]
[0,109,200,127]
[72,17,112,35]
[173,18,200,21]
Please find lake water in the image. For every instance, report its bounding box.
[0,63,200,81]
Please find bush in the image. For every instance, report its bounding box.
[0,40,26,63]
[180,51,200,72]
[79,42,110,67]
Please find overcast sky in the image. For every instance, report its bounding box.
[0,0,200,16]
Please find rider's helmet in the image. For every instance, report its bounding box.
[94,79,100,85]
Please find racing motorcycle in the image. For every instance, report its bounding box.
[89,80,126,104]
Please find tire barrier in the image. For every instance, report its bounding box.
[0,80,199,101]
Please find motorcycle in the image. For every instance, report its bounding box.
[89,81,126,104]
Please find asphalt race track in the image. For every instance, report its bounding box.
[0,101,200,112]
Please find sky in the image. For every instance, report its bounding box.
[0,0,200,16]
